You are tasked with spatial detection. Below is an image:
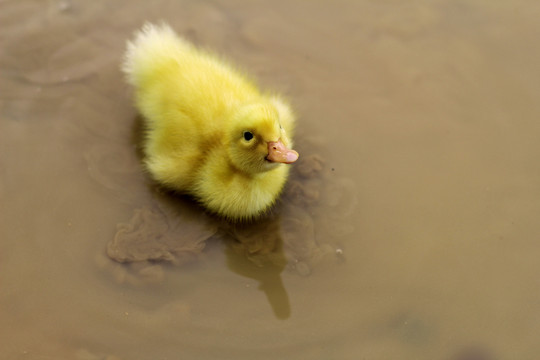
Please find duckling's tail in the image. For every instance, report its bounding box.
[122,22,191,86]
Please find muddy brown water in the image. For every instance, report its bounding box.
[2,1,540,359]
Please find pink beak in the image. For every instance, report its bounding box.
[266,139,299,164]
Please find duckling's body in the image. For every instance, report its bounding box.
[122,23,298,220]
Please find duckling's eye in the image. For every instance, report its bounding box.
[243,131,254,141]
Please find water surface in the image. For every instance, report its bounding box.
[2,1,540,359]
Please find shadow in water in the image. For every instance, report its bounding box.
[222,216,291,320]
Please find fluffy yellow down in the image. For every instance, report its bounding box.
[122,23,298,220]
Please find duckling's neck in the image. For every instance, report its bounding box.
[226,159,278,179]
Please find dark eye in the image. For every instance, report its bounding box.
[243,131,254,141]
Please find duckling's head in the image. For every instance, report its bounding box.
[228,102,299,175]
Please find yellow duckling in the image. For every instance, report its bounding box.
[122,23,299,220]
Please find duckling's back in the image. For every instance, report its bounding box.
[123,23,258,130]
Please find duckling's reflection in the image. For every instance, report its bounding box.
[223,215,291,320]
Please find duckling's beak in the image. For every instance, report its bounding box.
[266,140,299,164]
